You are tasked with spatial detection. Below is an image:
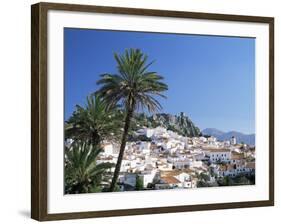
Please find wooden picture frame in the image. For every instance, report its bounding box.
[31,2,274,221]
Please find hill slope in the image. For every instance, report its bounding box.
[132,112,201,137]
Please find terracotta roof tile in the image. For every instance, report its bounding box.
[161,176,181,184]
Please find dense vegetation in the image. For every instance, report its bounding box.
[64,94,123,194]
[65,141,115,194]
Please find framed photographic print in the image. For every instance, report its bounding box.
[31,2,274,221]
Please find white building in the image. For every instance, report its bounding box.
[206,136,219,146]
[189,160,203,168]
[173,172,196,188]
[205,148,231,163]
[199,136,207,143]
[224,140,231,147]
[138,141,151,154]
[181,137,193,148]
[152,127,168,138]
[139,169,159,188]
[193,152,206,161]
[230,136,237,145]
[213,160,255,178]
[136,128,155,138]
[167,155,193,169]
[103,143,120,156]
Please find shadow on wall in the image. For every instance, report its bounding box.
[18,210,30,218]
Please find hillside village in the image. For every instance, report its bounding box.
[97,125,256,191]
[63,46,257,195]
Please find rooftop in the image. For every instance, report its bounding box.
[161,176,181,184]
[204,148,230,153]
[231,152,245,160]
[246,162,255,169]
[161,169,194,177]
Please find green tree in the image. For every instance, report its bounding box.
[218,176,231,186]
[65,141,114,194]
[96,48,168,191]
[65,94,122,145]
[199,173,210,182]
[197,181,209,188]
[135,175,144,191]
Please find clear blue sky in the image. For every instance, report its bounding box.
[64,28,255,134]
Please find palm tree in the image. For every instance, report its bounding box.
[65,94,122,146]
[96,48,168,191]
[65,141,115,194]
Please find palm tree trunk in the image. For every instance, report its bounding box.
[109,107,134,192]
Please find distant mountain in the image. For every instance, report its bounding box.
[202,128,224,137]
[132,112,201,137]
[202,128,255,145]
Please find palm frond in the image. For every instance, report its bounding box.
[65,142,114,194]
[96,48,168,114]
[65,94,123,144]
